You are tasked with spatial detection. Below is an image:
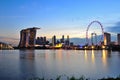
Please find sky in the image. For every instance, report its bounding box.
[0,0,120,45]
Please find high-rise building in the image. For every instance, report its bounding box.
[67,35,69,41]
[43,36,46,43]
[36,36,47,45]
[91,33,97,45]
[36,37,43,45]
[60,35,64,43]
[52,35,56,46]
[18,27,40,48]
[65,35,70,46]
[104,32,111,46]
[62,35,64,43]
[117,34,120,45]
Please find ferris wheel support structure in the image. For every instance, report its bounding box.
[86,20,104,45]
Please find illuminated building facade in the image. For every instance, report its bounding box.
[18,27,40,48]
[104,32,111,46]
[117,34,120,45]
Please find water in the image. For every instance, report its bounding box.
[0,50,120,80]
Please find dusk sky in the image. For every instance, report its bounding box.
[0,0,120,44]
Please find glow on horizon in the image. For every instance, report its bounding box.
[37,30,87,39]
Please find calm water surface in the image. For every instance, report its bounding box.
[0,50,120,80]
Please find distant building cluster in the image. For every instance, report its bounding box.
[18,27,74,48]
[17,27,120,50]
[0,42,13,50]
[52,35,70,46]
[36,36,49,45]
[36,35,73,48]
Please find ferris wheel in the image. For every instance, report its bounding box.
[86,21,104,45]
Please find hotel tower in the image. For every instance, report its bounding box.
[18,27,40,48]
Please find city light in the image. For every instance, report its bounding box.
[55,43,63,48]
[91,46,95,49]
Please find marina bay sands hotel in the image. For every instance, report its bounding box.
[18,27,40,48]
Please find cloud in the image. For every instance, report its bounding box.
[106,21,120,33]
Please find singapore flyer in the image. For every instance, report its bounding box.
[86,21,104,46]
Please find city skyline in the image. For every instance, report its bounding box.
[0,0,120,45]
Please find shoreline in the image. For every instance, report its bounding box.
[0,46,119,51]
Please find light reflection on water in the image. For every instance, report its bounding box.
[20,50,35,60]
[91,50,95,64]
[0,50,120,80]
[102,50,108,68]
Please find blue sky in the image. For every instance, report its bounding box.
[0,0,120,40]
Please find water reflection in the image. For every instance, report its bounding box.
[84,50,88,62]
[0,50,120,80]
[118,51,120,57]
[56,50,62,60]
[19,50,36,80]
[91,50,95,64]
[45,50,49,60]
[84,50,95,64]
[44,50,70,62]
[19,50,35,60]
[102,50,107,67]
[66,50,70,60]
[102,50,112,69]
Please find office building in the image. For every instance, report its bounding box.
[61,35,64,43]
[65,35,70,46]
[18,27,40,48]
[104,32,111,46]
[36,36,47,45]
[43,37,46,42]
[36,37,43,45]
[52,35,56,46]
[117,34,120,45]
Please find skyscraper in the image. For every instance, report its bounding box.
[18,27,40,48]
[62,35,64,43]
[104,32,111,46]
[60,35,64,43]
[36,36,47,45]
[52,35,56,46]
[65,35,70,46]
[117,34,120,45]
[43,36,46,43]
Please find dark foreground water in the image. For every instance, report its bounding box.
[0,50,120,80]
